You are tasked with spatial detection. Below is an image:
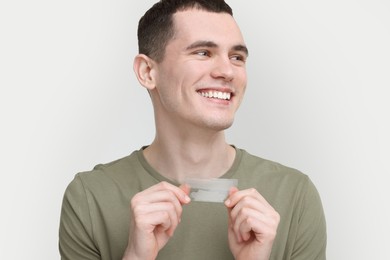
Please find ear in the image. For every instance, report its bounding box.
[133,54,157,90]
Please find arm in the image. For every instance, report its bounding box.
[122,182,191,260]
[291,177,327,260]
[225,187,280,260]
[59,175,100,260]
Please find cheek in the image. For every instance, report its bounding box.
[234,71,247,106]
[239,68,247,83]
[155,70,184,106]
[235,70,247,92]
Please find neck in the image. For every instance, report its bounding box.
[143,126,236,183]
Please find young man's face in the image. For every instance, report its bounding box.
[152,9,248,131]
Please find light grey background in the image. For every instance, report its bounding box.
[1,0,389,259]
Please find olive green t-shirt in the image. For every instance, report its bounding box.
[59,147,326,259]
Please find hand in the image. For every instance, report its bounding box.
[225,187,280,260]
[122,181,191,260]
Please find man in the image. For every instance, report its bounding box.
[59,0,326,259]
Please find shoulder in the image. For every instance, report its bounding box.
[237,148,309,186]
[79,150,142,181]
[236,149,326,232]
[234,148,323,210]
[237,149,328,258]
[65,150,146,199]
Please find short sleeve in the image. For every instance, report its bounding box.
[59,174,100,260]
[291,177,327,259]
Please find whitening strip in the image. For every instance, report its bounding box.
[186,178,238,203]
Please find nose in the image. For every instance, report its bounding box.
[210,56,234,82]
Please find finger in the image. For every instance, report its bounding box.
[233,207,269,242]
[132,203,182,238]
[239,216,278,243]
[229,186,239,195]
[148,181,191,204]
[237,216,255,242]
[229,195,268,223]
[226,206,239,242]
[132,182,190,215]
[131,191,186,231]
[133,209,172,233]
[133,202,180,230]
[160,205,179,237]
[224,186,238,206]
[225,188,270,209]
[179,183,191,197]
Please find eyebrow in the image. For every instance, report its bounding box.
[233,45,249,56]
[185,40,249,56]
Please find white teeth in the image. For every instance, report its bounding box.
[199,91,231,100]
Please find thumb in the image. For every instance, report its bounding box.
[179,184,191,204]
[228,186,239,196]
[225,187,239,208]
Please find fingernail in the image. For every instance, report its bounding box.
[184,195,191,203]
[225,199,231,206]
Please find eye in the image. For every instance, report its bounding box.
[230,54,246,62]
[230,54,247,64]
[194,50,210,57]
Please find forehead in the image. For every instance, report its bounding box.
[171,9,245,47]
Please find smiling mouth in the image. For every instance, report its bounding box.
[197,90,232,101]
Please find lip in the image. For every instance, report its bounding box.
[196,87,234,94]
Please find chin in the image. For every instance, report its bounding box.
[205,119,234,131]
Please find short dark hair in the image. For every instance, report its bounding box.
[137,0,233,62]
